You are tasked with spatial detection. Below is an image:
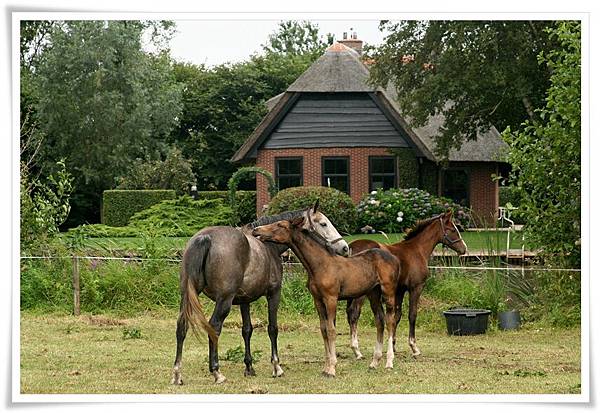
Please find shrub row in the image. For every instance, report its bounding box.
[102,190,176,227]
[196,190,256,225]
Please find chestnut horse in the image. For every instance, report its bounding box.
[252,216,400,377]
[346,210,467,359]
[172,202,349,385]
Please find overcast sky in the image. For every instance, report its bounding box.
[169,19,387,66]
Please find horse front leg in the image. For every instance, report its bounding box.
[323,296,339,377]
[408,284,424,357]
[382,290,397,369]
[346,296,366,359]
[312,296,332,376]
[267,288,284,377]
[171,304,188,385]
[240,302,255,377]
[208,295,234,384]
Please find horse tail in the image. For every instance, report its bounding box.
[180,235,218,344]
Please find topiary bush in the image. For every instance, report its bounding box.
[75,196,235,238]
[267,186,357,234]
[357,188,471,234]
[102,189,176,227]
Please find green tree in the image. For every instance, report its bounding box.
[263,20,333,57]
[117,147,196,195]
[30,20,182,225]
[368,20,558,157]
[169,50,318,190]
[503,22,581,267]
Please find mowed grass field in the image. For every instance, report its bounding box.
[20,310,580,395]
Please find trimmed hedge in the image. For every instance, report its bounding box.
[267,186,357,234]
[102,190,176,227]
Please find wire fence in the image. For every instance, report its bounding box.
[19,254,581,316]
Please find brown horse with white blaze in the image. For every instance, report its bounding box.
[252,216,401,377]
[346,210,467,359]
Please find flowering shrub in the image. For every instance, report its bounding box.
[356,188,471,233]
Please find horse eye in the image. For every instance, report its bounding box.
[320,222,327,227]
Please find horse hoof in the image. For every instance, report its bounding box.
[412,349,421,357]
[273,365,284,377]
[213,371,227,384]
[321,371,336,378]
[385,363,394,369]
[171,377,183,385]
[355,352,364,360]
[244,368,256,377]
[369,362,379,369]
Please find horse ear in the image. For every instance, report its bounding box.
[291,216,305,228]
[312,198,320,213]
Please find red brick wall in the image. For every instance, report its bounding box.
[255,147,393,214]
[467,162,499,226]
[254,148,499,227]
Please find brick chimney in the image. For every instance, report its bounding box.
[338,30,363,56]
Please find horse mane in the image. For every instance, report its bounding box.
[302,228,337,256]
[247,209,305,229]
[403,214,443,241]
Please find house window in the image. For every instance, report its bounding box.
[275,157,303,190]
[442,169,469,206]
[369,156,396,191]
[322,157,350,194]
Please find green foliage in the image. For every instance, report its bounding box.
[117,147,196,195]
[262,20,333,58]
[77,196,235,238]
[102,190,176,227]
[267,186,358,234]
[20,160,73,253]
[391,148,418,187]
[30,21,182,225]
[368,20,557,157]
[196,190,257,225]
[502,22,581,267]
[357,188,470,234]
[227,167,275,224]
[122,327,142,340]
[280,272,315,315]
[223,345,262,363]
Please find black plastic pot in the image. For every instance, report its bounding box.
[443,308,492,335]
[498,310,521,330]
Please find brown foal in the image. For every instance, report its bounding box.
[252,217,400,377]
[346,210,467,359]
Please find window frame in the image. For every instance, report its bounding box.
[441,167,471,207]
[274,156,303,190]
[321,156,351,195]
[368,156,397,192]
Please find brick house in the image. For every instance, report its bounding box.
[231,38,509,225]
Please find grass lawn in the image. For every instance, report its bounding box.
[20,311,580,395]
[81,230,526,255]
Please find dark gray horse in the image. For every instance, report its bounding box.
[171,201,349,384]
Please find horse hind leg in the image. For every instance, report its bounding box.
[366,289,384,369]
[346,297,366,360]
[171,310,188,385]
[209,295,234,384]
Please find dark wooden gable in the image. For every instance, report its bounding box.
[262,92,410,149]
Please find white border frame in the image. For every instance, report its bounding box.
[11,10,590,405]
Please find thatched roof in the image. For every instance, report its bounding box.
[231,42,508,164]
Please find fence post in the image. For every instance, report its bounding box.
[72,255,80,316]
